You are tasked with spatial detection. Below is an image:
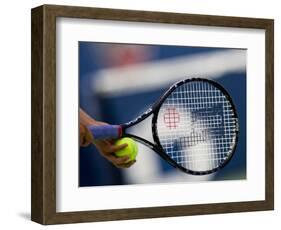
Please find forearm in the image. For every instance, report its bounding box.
[79,108,99,127]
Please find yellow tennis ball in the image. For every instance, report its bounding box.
[114,138,138,162]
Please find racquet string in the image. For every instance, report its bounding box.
[157,80,237,172]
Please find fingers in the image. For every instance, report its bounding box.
[80,124,91,147]
[106,154,129,165]
[105,154,136,168]
[111,143,128,152]
[79,124,85,146]
[121,160,136,168]
[115,159,136,168]
[96,141,127,155]
[93,139,136,168]
[80,136,91,147]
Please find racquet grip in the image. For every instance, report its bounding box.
[87,125,122,140]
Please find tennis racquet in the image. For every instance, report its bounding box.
[88,78,239,175]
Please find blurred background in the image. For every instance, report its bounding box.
[79,42,246,187]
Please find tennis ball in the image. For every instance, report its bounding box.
[114,138,138,162]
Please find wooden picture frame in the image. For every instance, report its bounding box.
[31,4,274,225]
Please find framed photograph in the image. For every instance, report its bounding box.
[31,4,274,225]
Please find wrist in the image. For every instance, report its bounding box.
[80,118,98,127]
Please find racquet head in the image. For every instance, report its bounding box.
[153,78,239,175]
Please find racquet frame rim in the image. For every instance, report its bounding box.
[123,78,239,175]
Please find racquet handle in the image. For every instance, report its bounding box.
[87,125,122,140]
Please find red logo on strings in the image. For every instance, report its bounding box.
[164,107,180,129]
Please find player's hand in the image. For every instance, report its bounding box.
[94,138,136,168]
[80,123,93,147]
[80,122,136,168]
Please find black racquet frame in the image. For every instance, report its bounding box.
[121,78,239,175]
